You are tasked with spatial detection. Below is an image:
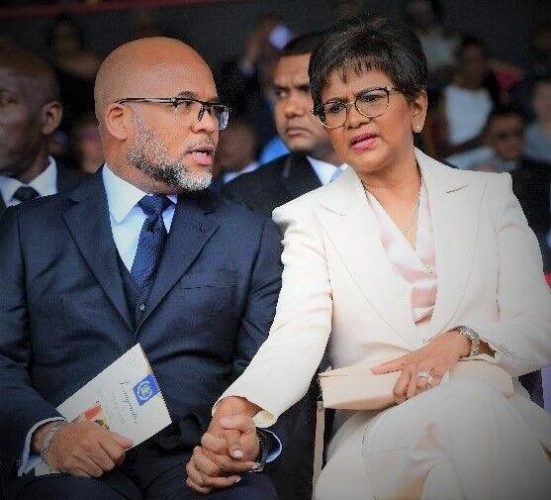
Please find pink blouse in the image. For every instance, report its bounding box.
[365,183,437,324]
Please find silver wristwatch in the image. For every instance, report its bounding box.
[457,326,480,357]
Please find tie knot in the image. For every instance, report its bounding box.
[13,186,40,202]
[138,195,172,217]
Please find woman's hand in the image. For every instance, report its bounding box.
[371,330,471,403]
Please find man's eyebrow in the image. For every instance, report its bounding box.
[175,90,221,103]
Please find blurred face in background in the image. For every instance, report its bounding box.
[0,68,44,179]
[216,121,257,173]
[532,81,551,123]
[458,44,487,88]
[273,54,334,161]
[486,114,525,162]
[73,118,104,173]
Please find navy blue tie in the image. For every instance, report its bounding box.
[131,195,173,292]
[13,186,40,202]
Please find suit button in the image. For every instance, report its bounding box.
[139,304,146,311]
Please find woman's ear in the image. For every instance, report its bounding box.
[410,90,428,134]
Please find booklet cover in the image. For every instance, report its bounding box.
[35,344,171,475]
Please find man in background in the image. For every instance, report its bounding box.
[0,45,86,216]
[222,31,343,217]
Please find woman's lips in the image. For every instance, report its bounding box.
[350,133,378,152]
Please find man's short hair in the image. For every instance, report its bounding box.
[0,45,59,104]
[281,31,327,58]
[486,105,525,125]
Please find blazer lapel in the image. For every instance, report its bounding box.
[0,196,6,215]
[280,153,322,200]
[138,191,219,326]
[416,150,485,336]
[62,172,133,329]
[316,168,419,348]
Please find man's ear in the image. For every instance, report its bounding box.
[103,103,132,141]
[40,101,62,135]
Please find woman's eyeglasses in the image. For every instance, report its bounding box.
[313,86,402,129]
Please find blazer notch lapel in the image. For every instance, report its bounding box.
[316,172,419,347]
[62,178,133,330]
[428,174,484,336]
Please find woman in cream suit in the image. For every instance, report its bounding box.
[207,16,551,499]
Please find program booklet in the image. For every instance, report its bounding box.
[34,344,171,475]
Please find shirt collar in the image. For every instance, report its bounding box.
[102,164,177,224]
[0,156,57,206]
[306,156,347,185]
[223,161,259,184]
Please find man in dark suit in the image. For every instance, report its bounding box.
[0,46,86,217]
[216,33,342,500]
[222,32,343,217]
[0,37,284,500]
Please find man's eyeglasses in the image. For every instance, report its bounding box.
[313,86,402,129]
[115,96,230,130]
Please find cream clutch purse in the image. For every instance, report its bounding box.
[319,359,514,410]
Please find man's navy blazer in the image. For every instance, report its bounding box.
[0,169,283,489]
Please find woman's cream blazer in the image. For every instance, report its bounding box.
[219,148,551,435]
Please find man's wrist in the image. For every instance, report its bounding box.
[252,430,271,472]
[31,421,60,453]
[39,421,68,465]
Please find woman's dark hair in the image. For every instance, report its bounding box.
[309,15,427,110]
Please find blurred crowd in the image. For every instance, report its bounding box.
[1,0,550,269]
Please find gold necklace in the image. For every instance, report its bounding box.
[363,179,436,276]
[362,182,421,240]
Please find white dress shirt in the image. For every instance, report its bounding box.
[102,165,177,271]
[222,161,260,184]
[0,156,58,207]
[307,156,346,185]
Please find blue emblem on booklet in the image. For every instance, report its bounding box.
[133,374,160,405]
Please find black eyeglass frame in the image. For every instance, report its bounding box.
[115,96,230,130]
[312,86,402,129]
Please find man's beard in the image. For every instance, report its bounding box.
[127,116,213,192]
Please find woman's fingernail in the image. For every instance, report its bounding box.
[231,449,244,459]
[250,462,261,471]
[233,476,241,483]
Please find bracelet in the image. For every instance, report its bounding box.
[457,326,480,357]
[40,420,68,465]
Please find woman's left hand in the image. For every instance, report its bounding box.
[371,330,471,404]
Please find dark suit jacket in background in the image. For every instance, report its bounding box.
[0,170,285,497]
[222,153,322,217]
[223,152,323,500]
[0,164,87,217]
